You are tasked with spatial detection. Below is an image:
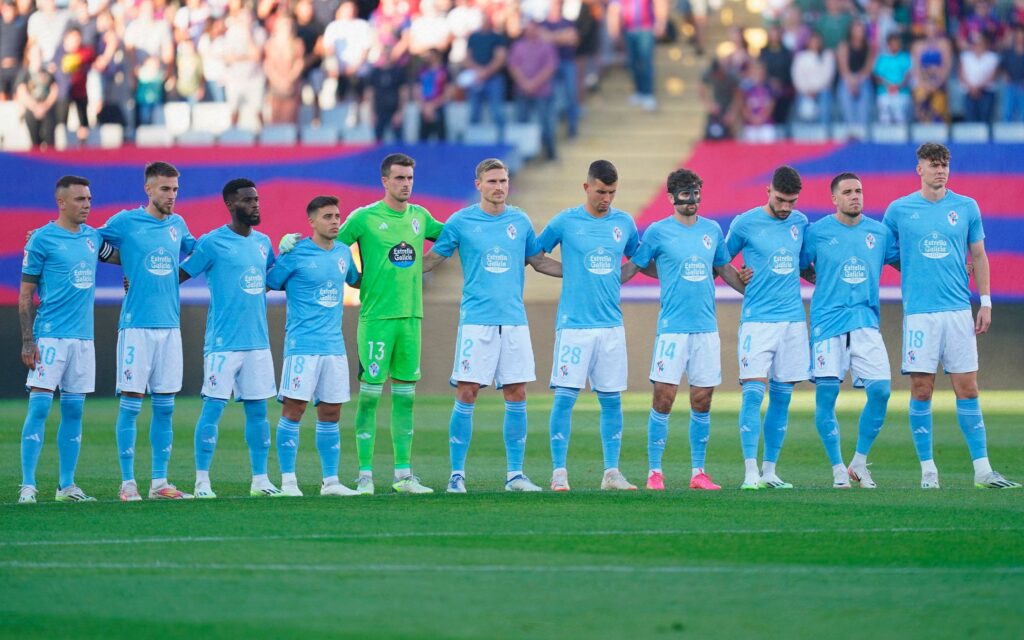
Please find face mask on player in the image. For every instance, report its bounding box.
[672,186,701,207]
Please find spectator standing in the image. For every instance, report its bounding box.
[780,5,811,53]
[263,13,305,124]
[699,58,740,139]
[910,19,952,123]
[369,0,411,64]
[464,11,508,140]
[409,0,451,58]
[174,37,205,103]
[323,0,372,117]
[174,0,212,44]
[365,45,408,141]
[816,0,853,50]
[873,32,912,124]
[0,0,27,100]
[865,0,898,52]
[721,26,751,79]
[607,0,668,111]
[960,32,1000,122]
[124,0,175,73]
[135,54,164,125]
[837,20,875,128]
[198,16,229,102]
[741,61,776,142]
[791,32,835,125]
[92,9,128,125]
[509,19,558,159]
[53,27,95,143]
[542,0,580,137]
[17,46,58,147]
[68,0,99,50]
[415,47,448,141]
[446,0,483,68]
[26,0,69,66]
[758,25,793,124]
[222,7,266,128]
[1000,25,1024,121]
[574,0,602,95]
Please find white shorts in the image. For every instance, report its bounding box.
[811,327,891,384]
[201,349,277,401]
[116,328,183,394]
[902,309,978,375]
[451,324,536,387]
[649,331,722,388]
[738,321,811,382]
[278,354,351,404]
[550,326,628,392]
[25,337,95,394]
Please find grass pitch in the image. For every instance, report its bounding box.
[1,391,1022,639]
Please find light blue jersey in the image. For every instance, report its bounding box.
[100,207,196,329]
[21,222,103,340]
[725,206,808,323]
[883,189,983,315]
[432,204,541,326]
[180,225,275,354]
[266,238,360,357]
[631,215,730,334]
[538,206,639,329]
[801,214,899,341]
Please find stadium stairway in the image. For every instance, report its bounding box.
[426,5,753,303]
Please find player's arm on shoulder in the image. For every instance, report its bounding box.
[715,263,747,294]
[18,276,39,369]
[800,265,816,284]
[969,238,992,334]
[424,209,445,241]
[621,260,641,283]
[422,250,448,273]
[526,251,561,277]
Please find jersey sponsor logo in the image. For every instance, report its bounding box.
[948,210,958,226]
[865,233,876,249]
[584,247,615,275]
[702,234,712,250]
[169,227,178,242]
[86,238,96,253]
[482,246,512,274]
[506,224,516,240]
[388,241,416,268]
[613,226,622,243]
[768,248,796,275]
[919,232,951,259]
[411,218,421,235]
[145,247,175,276]
[239,265,265,294]
[681,255,709,282]
[841,256,867,284]
[69,261,95,289]
[314,280,341,307]
[790,225,799,242]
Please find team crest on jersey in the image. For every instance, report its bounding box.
[560,364,569,377]
[948,210,958,226]
[702,234,712,250]
[337,258,347,274]
[411,218,421,235]
[656,360,665,373]
[35,364,45,378]
[208,374,218,387]
[123,368,133,381]
[865,233,876,249]
[258,244,268,260]
[816,354,826,369]
[906,350,916,364]
[741,355,749,368]
[612,226,622,243]
[169,227,178,242]
[368,362,380,378]
[460,359,471,373]
[789,225,799,242]
[506,224,517,240]
[292,376,302,388]
[85,238,95,253]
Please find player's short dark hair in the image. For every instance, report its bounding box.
[145,161,180,180]
[55,175,89,193]
[830,172,860,193]
[771,165,802,194]
[222,178,256,202]
[381,153,415,177]
[667,168,703,194]
[306,195,339,216]
[916,142,950,164]
[588,160,618,185]
[475,158,507,179]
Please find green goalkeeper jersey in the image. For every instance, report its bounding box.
[338,199,444,320]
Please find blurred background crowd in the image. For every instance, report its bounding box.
[0,0,1021,150]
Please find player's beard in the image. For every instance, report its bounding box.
[676,205,698,217]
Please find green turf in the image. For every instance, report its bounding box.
[1,391,1022,639]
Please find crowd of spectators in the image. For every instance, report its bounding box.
[0,0,641,157]
[700,0,1024,141]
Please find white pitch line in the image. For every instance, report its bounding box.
[1,526,1021,548]
[0,560,1019,576]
